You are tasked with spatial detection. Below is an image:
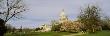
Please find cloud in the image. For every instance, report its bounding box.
[8,0,110,28]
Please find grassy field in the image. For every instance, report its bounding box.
[5,32,72,36]
[78,30,110,36]
[5,30,110,36]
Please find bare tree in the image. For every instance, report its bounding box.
[0,0,26,23]
[0,0,26,36]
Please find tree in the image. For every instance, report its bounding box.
[0,0,26,36]
[5,24,15,33]
[78,5,102,33]
[19,26,22,32]
[35,27,41,31]
[51,20,61,31]
[101,16,110,30]
[0,0,26,22]
[59,21,83,33]
[0,19,6,36]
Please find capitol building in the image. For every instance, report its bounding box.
[38,9,80,32]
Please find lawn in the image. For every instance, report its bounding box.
[5,32,72,36]
[78,30,110,36]
[5,30,110,36]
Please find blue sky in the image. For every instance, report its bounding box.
[7,0,110,29]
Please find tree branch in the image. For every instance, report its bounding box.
[5,0,10,22]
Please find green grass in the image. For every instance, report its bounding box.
[78,30,110,36]
[5,32,72,36]
[5,30,110,36]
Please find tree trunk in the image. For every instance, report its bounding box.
[0,19,7,36]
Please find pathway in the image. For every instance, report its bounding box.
[63,32,86,36]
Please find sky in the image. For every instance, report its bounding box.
[7,0,110,29]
